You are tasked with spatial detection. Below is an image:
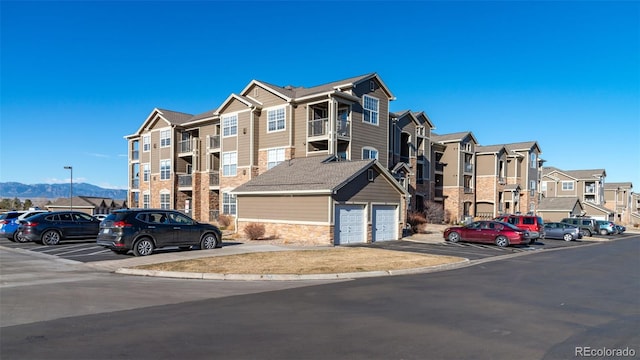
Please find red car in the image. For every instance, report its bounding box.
[443,220,530,247]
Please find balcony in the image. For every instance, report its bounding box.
[498,177,506,185]
[131,178,139,190]
[178,138,198,156]
[585,185,596,194]
[178,174,192,189]
[464,187,474,194]
[131,150,139,162]
[464,162,474,173]
[435,162,445,172]
[308,118,350,138]
[435,186,444,198]
[208,135,220,151]
[209,171,219,187]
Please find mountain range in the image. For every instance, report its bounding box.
[0,182,127,200]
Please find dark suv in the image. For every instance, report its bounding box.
[96,209,222,256]
[560,217,598,237]
[493,214,544,244]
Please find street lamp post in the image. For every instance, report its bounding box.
[64,166,73,211]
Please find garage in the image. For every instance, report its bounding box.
[334,205,366,245]
[372,205,397,242]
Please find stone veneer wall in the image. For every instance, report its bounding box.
[238,221,333,246]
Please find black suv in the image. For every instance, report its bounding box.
[96,209,222,256]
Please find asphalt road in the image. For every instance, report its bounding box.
[1,236,638,359]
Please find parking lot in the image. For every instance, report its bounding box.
[1,232,629,264]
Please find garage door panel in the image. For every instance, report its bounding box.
[335,205,365,245]
[373,205,397,242]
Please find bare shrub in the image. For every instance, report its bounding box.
[243,223,266,240]
[407,211,427,233]
[423,200,445,224]
[217,214,233,228]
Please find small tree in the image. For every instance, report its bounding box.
[23,199,33,209]
[423,200,445,224]
[407,211,428,233]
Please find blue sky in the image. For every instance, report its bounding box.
[1,1,638,191]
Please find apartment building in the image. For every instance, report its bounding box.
[540,167,612,220]
[604,182,633,224]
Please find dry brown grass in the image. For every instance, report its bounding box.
[134,247,465,275]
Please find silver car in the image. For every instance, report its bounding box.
[543,222,582,241]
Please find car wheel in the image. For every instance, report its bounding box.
[447,231,461,243]
[200,233,219,250]
[563,233,573,241]
[15,231,28,243]
[42,230,61,245]
[133,238,154,256]
[495,236,509,247]
[599,229,608,236]
[581,229,591,237]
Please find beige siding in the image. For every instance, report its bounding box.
[248,84,287,107]
[475,154,495,176]
[335,168,401,203]
[237,111,251,166]
[220,100,248,113]
[237,195,329,223]
[293,104,307,156]
[258,104,291,149]
[351,81,389,165]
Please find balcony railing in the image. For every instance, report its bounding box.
[309,118,328,137]
[131,179,139,189]
[131,150,139,161]
[464,187,474,194]
[585,186,596,194]
[208,135,220,150]
[435,186,444,198]
[179,139,193,153]
[498,177,506,185]
[178,174,192,187]
[337,120,350,137]
[209,171,219,186]
[464,162,474,173]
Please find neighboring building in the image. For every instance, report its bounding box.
[604,182,633,224]
[537,197,584,222]
[232,156,408,245]
[388,110,435,212]
[503,141,544,215]
[431,132,478,223]
[541,167,613,221]
[474,144,509,218]
[47,196,127,215]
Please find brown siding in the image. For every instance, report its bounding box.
[237,111,251,166]
[335,168,401,203]
[258,105,290,149]
[249,84,287,107]
[351,81,389,165]
[237,195,329,223]
[220,100,248,113]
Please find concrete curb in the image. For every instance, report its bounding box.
[114,258,472,281]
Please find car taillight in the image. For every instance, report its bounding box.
[24,222,37,227]
[113,221,132,228]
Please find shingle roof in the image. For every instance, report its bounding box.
[254,73,380,99]
[432,131,474,143]
[538,197,581,211]
[503,141,539,152]
[604,182,633,189]
[156,108,194,125]
[232,156,380,194]
[475,144,506,154]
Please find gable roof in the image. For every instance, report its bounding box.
[538,197,583,211]
[604,182,633,190]
[503,141,541,154]
[240,73,395,103]
[581,201,613,215]
[126,108,195,138]
[475,144,507,155]
[214,93,262,116]
[232,156,406,195]
[542,167,607,180]
[432,131,478,144]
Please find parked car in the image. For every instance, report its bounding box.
[0,211,26,241]
[543,222,582,241]
[17,211,102,245]
[444,220,530,247]
[13,209,50,242]
[96,209,222,256]
[493,214,544,244]
[595,220,617,235]
[560,217,599,237]
[615,224,626,234]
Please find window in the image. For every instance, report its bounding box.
[530,153,537,168]
[143,163,150,182]
[160,159,171,180]
[222,152,237,176]
[143,193,150,209]
[143,135,150,152]
[223,193,237,215]
[222,114,238,137]
[267,148,285,169]
[363,95,379,125]
[562,181,574,191]
[160,129,171,148]
[160,192,170,209]
[541,181,548,191]
[362,147,378,160]
[530,180,536,190]
[267,107,286,132]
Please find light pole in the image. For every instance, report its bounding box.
[64,166,73,211]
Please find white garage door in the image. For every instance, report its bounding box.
[372,205,397,242]
[335,205,366,245]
